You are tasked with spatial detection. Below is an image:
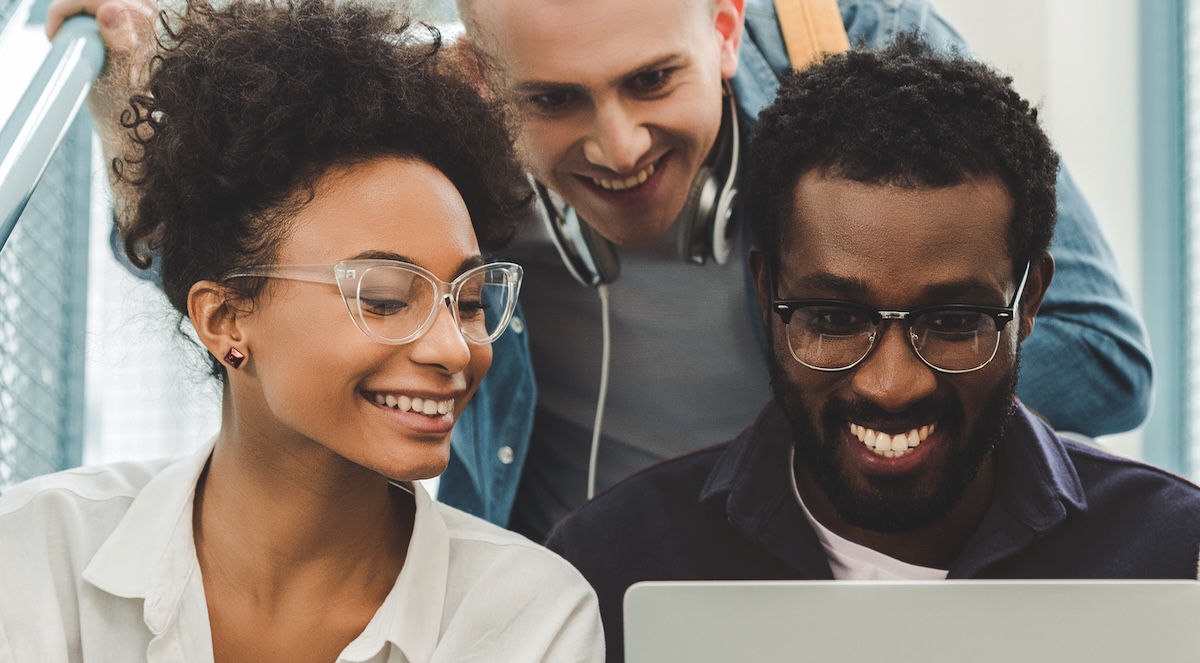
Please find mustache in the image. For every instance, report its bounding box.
[821,395,963,433]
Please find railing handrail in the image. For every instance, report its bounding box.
[0,13,104,253]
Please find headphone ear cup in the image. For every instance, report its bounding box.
[709,187,737,266]
[676,164,717,265]
[677,88,741,266]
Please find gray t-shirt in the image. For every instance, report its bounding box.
[505,215,773,539]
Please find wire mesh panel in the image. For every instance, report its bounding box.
[0,114,91,490]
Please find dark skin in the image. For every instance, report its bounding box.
[794,452,995,569]
[750,170,1053,569]
[181,160,489,663]
[194,450,413,663]
[44,0,500,656]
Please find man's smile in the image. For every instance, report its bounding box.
[590,162,656,191]
[850,422,936,459]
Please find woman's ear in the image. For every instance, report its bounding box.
[188,280,246,369]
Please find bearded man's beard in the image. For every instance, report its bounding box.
[767,338,1020,534]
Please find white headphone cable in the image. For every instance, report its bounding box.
[586,282,612,500]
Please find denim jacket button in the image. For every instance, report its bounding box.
[510,316,524,334]
[498,446,515,464]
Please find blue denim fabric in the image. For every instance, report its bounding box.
[438,307,536,523]
[437,0,1154,526]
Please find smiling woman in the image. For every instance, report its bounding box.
[0,0,604,661]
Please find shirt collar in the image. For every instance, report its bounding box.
[993,404,1088,528]
[949,404,1089,576]
[700,401,834,578]
[82,440,454,661]
[701,400,1089,576]
[82,438,214,634]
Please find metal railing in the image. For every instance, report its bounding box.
[0,0,100,488]
[0,7,103,251]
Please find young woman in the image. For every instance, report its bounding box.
[0,1,603,660]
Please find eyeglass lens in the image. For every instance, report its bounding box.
[785,306,1000,372]
[353,265,516,344]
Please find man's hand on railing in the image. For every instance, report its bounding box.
[44,0,156,226]
[45,0,155,58]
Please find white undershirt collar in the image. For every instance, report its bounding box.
[787,446,949,580]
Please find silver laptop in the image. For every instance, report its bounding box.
[624,580,1200,662]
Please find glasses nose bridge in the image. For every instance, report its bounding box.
[872,309,916,337]
[431,277,465,335]
[863,310,922,365]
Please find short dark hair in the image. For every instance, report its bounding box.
[745,34,1058,280]
[119,0,531,320]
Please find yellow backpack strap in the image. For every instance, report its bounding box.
[773,0,851,70]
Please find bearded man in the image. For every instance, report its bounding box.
[545,38,1200,662]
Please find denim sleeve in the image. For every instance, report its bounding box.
[1015,167,1152,435]
[437,303,536,525]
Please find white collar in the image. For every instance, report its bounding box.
[787,446,948,580]
[82,440,211,633]
[82,438,454,662]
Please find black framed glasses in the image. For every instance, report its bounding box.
[770,262,1030,374]
[222,259,523,345]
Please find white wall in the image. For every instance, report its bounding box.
[934,0,1144,458]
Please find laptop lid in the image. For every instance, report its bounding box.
[624,580,1200,663]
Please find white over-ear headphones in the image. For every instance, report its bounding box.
[530,85,742,501]
[535,85,742,286]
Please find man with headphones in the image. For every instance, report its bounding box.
[440,0,1153,541]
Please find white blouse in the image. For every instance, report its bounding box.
[0,442,604,662]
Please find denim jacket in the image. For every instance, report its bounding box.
[438,0,1154,526]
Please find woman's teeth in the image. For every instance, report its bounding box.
[592,163,655,191]
[372,393,454,416]
[849,422,935,459]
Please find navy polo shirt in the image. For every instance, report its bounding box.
[547,401,1200,663]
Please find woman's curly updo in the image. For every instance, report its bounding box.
[118,0,531,322]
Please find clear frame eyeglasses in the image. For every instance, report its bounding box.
[222,259,523,345]
[770,262,1031,374]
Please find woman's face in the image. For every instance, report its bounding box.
[234,157,491,481]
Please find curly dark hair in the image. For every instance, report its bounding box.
[745,34,1059,282]
[118,0,531,330]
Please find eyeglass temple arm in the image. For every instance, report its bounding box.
[221,264,340,284]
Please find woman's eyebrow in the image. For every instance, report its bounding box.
[457,255,487,273]
[347,250,414,262]
[344,251,487,276]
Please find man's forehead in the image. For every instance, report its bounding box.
[467,0,711,75]
[785,172,1013,255]
[464,0,710,27]
[777,172,1017,301]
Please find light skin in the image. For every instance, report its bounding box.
[750,170,1053,568]
[54,0,741,246]
[465,0,744,246]
[186,157,490,663]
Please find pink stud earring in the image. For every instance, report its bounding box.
[223,347,245,369]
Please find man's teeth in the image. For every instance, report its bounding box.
[372,393,454,416]
[849,422,935,459]
[593,163,655,191]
